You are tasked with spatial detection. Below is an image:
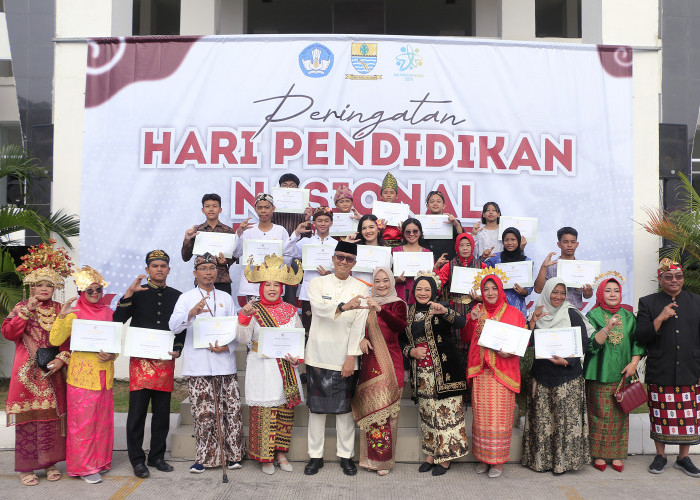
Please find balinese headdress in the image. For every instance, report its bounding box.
[71,265,108,291]
[381,172,398,192]
[244,254,303,286]
[17,240,72,289]
[194,252,217,268]
[313,206,334,220]
[415,271,442,291]
[657,258,682,277]
[334,185,353,203]
[255,193,274,206]
[472,266,509,290]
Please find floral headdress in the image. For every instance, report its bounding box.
[17,240,72,289]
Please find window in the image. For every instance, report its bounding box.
[133,0,181,36]
[535,0,580,38]
[0,60,12,78]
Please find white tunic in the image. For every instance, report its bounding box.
[236,313,305,407]
[169,286,238,377]
[283,232,337,301]
[232,223,290,297]
[306,274,370,371]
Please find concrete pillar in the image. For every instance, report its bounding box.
[180,0,220,35]
[500,0,536,41]
[220,0,246,34]
[582,0,658,46]
[472,0,500,38]
[111,0,133,36]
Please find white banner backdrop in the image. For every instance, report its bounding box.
[81,35,634,310]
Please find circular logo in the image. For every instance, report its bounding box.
[299,43,334,78]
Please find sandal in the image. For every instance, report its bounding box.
[19,472,39,486]
[377,469,390,476]
[46,466,62,481]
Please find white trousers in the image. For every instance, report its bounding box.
[307,412,355,459]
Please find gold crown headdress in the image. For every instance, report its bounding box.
[416,271,442,291]
[23,267,65,289]
[244,254,303,286]
[593,270,626,290]
[71,265,108,291]
[16,240,72,279]
[472,267,509,291]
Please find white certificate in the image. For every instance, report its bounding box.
[393,252,435,278]
[450,266,480,294]
[271,187,310,214]
[477,319,531,357]
[556,259,601,288]
[499,216,538,242]
[242,239,284,266]
[302,244,334,271]
[496,260,533,288]
[329,212,358,237]
[354,245,392,273]
[414,215,452,239]
[534,327,583,359]
[257,327,305,359]
[69,319,123,354]
[192,231,235,259]
[372,200,410,226]
[123,327,174,360]
[193,316,237,349]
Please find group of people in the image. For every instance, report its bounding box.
[3,170,700,486]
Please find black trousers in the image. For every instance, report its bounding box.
[214,282,232,295]
[126,389,172,466]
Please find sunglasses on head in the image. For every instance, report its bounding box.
[334,254,356,263]
[84,287,103,295]
[404,229,420,235]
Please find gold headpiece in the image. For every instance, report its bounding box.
[381,172,398,192]
[23,267,65,289]
[244,254,303,286]
[472,266,509,290]
[415,271,442,291]
[593,270,626,289]
[16,240,72,279]
[71,265,108,291]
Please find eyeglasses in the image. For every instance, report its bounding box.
[196,265,217,272]
[404,229,420,235]
[84,287,103,295]
[334,254,356,263]
[662,273,684,281]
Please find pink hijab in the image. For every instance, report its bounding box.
[75,283,113,321]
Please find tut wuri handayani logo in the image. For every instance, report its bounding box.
[346,42,381,80]
[299,43,334,78]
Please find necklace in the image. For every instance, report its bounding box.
[198,288,217,317]
[36,304,57,332]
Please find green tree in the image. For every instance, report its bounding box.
[642,172,700,293]
[0,145,79,318]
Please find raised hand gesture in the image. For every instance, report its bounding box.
[58,297,79,319]
[236,218,253,237]
[184,225,199,241]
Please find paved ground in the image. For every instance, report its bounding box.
[1,450,699,499]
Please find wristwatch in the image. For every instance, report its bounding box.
[337,302,346,313]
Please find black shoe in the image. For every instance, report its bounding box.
[674,456,700,478]
[147,458,174,472]
[339,457,357,476]
[432,464,449,476]
[418,461,433,473]
[132,463,150,478]
[304,458,324,475]
[648,454,667,474]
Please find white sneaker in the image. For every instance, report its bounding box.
[82,472,102,484]
[488,467,503,478]
[475,463,489,474]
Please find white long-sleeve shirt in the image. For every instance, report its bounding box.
[169,286,238,377]
[232,223,290,297]
[306,274,369,371]
[283,232,337,301]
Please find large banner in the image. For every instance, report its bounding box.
[82,35,634,309]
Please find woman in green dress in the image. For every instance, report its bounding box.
[584,276,645,473]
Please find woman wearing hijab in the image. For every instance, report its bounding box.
[521,277,593,475]
[352,267,407,476]
[483,227,533,316]
[49,266,116,484]
[584,275,644,473]
[237,255,304,475]
[464,272,525,478]
[400,272,468,476]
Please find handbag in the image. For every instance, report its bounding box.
[614,376,647,414]
[35,346,59,372]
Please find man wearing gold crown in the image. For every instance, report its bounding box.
[636,258,700,477]
[168,253,244,473]
[2,243,72,486]
[237,254,304,475]
[113,250,183,478]
[304,240,370,476]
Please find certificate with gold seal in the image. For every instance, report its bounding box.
[123,326,174,360]
[257,327,305,359]
[70,319,123,354]
[193,316,237,349]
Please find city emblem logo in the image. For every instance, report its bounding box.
[394,44,424,81]
[299,43,334,78]
[346,42,381,80]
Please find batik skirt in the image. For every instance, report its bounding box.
[187,374,245,467]
[66,371,114,476]
[306,366,357,415]
[416,366,469,464]
[248,405,294,463]
[586,380,629,460]
[14,418,66,472]
[521,376,589,473]
[471,368,515,465]
[648,384,700,445]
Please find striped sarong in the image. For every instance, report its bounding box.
[471,368,515,465]
[248,405,295,463]
[586,380,629,460]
